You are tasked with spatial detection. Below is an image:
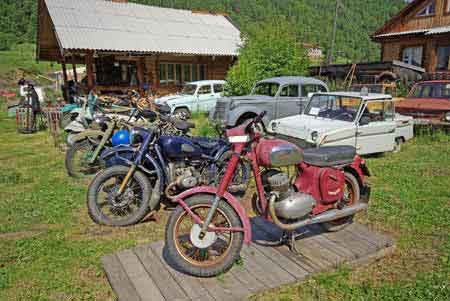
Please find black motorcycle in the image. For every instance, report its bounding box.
[86,111,250,226]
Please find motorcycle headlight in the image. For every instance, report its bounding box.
[130,128,142,145]
[311,131,319,142]
[445,112,450,122]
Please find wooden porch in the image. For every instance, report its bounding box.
[102,218,395,301]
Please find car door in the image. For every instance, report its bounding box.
[356,100,397,155]
[275,84,303,119]
[196,84,215,113]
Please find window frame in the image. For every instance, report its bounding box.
[279,84,300,98]
[416,1,436,18]
[401,45,424,67]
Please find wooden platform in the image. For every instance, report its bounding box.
[102,218,395,301]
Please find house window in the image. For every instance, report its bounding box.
[437,46,450,70]
[402,46,423,67]
[416,1,435,17]
[160,63,206,85]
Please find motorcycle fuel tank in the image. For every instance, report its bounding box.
[158,136,203,159]
[256,139,303,167]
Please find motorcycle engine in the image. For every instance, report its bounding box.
[169,163,201,189]
[263,170,316,220]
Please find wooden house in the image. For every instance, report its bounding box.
[372,0,450,73]
[36,0,241,97]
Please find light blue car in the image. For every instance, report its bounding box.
[154,80,226,117]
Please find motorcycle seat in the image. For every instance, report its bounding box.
[173,120,196,131]
[303,145,356,167]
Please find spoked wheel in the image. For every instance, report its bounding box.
[214,151,250,194]
[87,166,151,226]
[65,140,101,178]
[165,194,244,277]
[322,172,360,232]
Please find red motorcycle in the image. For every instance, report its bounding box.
[165,112,371,277]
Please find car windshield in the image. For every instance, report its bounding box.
[305,94,362,122]
[410,83,450,99]
[251,82,280,97]
[181,84,197,95]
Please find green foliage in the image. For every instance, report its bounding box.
[225,19,309,95]
[1,1,406,62]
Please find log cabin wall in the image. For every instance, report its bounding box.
[375,0,450,72]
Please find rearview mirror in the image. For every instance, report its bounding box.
[359,116,371,126]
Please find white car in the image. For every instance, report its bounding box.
[269,92,414,155]
[154,80,226,116]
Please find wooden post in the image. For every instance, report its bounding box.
[86,51,94,91]
[155,55,160,90]
[136,57,144,93]
[61,60,70,102]
[72,55,78,83]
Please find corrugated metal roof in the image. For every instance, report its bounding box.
[373,28,428,38]
[425,26,450,35]
[45,0,241,56]
[374,25,450,38]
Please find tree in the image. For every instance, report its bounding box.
[225,19,310,96]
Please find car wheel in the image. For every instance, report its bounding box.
[174,108,191,119]
[393,138,403,153]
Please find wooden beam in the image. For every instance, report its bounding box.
[72,55,78,83]
[86,51,94,91]
[61,61,70,102]
[136,57,145,93]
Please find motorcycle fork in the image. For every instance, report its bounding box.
[118,164,137,194]
[89,122,115,164]
[200,152,242,235]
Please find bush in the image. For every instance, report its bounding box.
[225,19,310,96]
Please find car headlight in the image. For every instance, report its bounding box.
[229,100,236,111]
[271,122,278,132]
[311,131,319,142]
[445,112,450,122]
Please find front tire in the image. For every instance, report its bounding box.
[87,166,152,226]
[165,194,244,277]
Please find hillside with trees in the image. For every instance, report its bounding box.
[0,0,406,61]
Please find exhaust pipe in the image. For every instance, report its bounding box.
[268,194,367,231]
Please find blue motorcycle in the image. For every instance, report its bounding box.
[86,113,250,226]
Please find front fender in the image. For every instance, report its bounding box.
[174,187,252,244]
[72,130,105,144]
[100,146,135,162]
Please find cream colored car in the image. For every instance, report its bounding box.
[269,92,414,155]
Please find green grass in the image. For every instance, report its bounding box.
[0,98,449,300]
[0,44,56,89]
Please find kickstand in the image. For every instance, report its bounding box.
[280,230,304,255]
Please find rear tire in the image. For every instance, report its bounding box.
[165,194,244,277]
[87,166,151,226]
[322,172,360,232]
[65,140,101,178]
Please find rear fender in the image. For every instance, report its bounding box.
[72,130,105,144]
[174,186,252,244]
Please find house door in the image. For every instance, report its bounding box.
[356,100,396,155]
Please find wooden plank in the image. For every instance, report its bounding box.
[326,228,377,257]
[242,243,296,286]
[150,241,214,301]
[297,236,345,267]
[229,264,266,293]
[116,249,165,301]
[250,218,317,273]
[101,254,141,301]
[346,223,394,249]
[199,271,251,301]
[252,242,309,280]
[238,246,283,289]
[134,245,188,301]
